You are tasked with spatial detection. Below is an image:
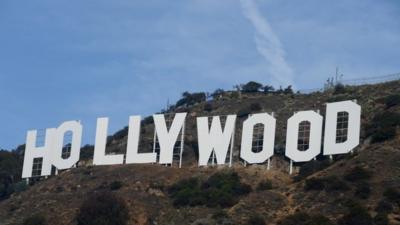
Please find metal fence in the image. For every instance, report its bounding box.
[298,72,400,94]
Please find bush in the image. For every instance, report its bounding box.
[168,171,251,208]
[383,187,400,206]
[283,85,294,95]
[142,116,153,125]
[250,103,262,111]
[304,176,349,192]
[211,89,225,99]
[168,177,205,207]
[242,81,263,93]
[212,209,231,224]
[203,103,213,112]
[80,145,94,161]
[237,107,251,118]
[295,159,331,181]
[23,214,46,225]
[0,149,23,200]
[344,167,371,182]
[13,181,28,193]
[304,178,325,191]
[202,171,251,207]
[112,126,128,141]
[324,176,349,191]
[375,200,393,214]
[263,85,275,93]
[278,212,333,225]
[76,192,129,225]
[333,83,346,95]
[110,181,123,191]
[176,92,206,107]
[338,203,373,225]
[371,126,397,143]
[257,179,273,191]
[247,214,265,225]
[374,213,389,225]
[367,112,400,143]
[384,94,400,108]
[354,182,371,199]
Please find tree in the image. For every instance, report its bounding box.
[283,85,293,94]
[241,81,263,93]
[211,89,225,99]
[176,92,206,107]
[263,85,275,93]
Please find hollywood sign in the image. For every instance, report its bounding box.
[22,100,361,178]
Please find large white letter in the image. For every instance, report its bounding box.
[324,100,361,155]
[285,111,323,162]
[197,115,236,166]
[126,116,157,164]
[240,113,276,164]
[51,121,82,170]
[153,113,187,164]
[22,128,56,178]
[93,117,124,165]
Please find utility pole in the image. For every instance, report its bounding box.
[336,67,339,85]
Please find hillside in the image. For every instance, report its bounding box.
[1,80,400,225]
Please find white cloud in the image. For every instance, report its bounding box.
[240,0,295,87]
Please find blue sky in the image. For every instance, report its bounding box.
[0,0,399,150]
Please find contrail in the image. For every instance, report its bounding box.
[240,0,295,87]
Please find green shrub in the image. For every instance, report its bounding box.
[304,178,325,191]
[283,85,294,95]
[324,176,350,191]
[211,209,230,224]
[242,81,263,93]
[202,171,251,207]
[237,107,252,118]
[354,182,371,199]
[367,112,400,143]
[383,187,400,206]
[247,214,265,225]
[304,176,349,192]
[374,213,389,225]
[338,203,373,225]
[257,179,273,191]
[371,127,397,143]
[344,167,371,182]
[295,159,331,181]
[168,177,205,207]
[333,83,346,95]
[168,171,251,208]
[278,212,333,225]
[13,181,28,193]
[112,126,128,141]
[142,116,153,125]
[250,103,262,111]
[211,89,225,99]
[0,149,23,200]
[263,85,275,93]
[80,145,94,161]
[109,181,123,191]
[23,214,46,225]
[204,103,213,112]
[176,92,206,107]
[384,94,400,108]
[375,200,393,214]
[76,192,129,225]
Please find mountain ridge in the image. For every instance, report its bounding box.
[1,80,400,225]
